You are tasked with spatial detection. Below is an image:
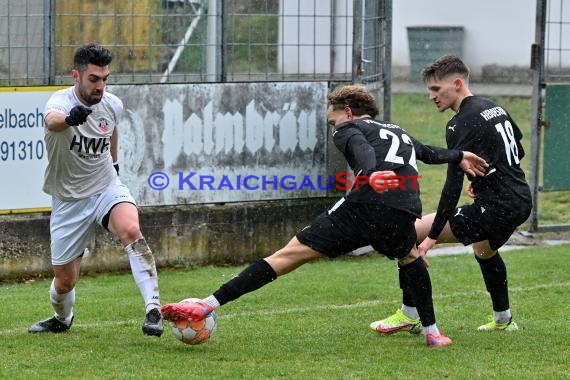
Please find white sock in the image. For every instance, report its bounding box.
[422,324,440,336]
[125,238,160,313]
[50,279,74,325]
[202,295,220,309]
[401,304,419,320]
[494,309,512,324]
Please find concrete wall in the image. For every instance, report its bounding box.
[0,198,336,281]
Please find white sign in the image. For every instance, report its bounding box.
[0,82,330,211]
[111,82,329,206]
[0,89,55,212]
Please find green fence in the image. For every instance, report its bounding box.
[543,84,570,191]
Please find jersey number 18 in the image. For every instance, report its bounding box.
[495,121,520,166]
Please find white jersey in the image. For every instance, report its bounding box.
[43,87,123,200]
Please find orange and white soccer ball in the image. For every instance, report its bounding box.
[169,298,217,345]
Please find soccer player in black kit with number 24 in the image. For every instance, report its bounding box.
[372,56,532,335]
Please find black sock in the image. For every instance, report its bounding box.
[213,259,277,306]
[476,253,509,311]
[399,258,435,326]
[398,263,416,307]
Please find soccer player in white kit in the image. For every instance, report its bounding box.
[28,43,163,337]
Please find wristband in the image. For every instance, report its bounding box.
[113,160,119,175]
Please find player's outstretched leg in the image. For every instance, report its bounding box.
[161,300,214,322]
[162,258,278,322]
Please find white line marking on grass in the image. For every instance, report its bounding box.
[3,281,569,336]
[221,280,570,319]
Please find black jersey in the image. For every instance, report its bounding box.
[333,117,463,218]
[428,96,532,239]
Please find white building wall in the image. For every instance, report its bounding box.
[392,0,536,77]
[279,0,539,79]
[278,0,353,75]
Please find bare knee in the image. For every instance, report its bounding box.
[108,203,142,244]
[118,223,142,245]
[52,259,80,293]
[472,241,496,259]
[397,249,420,266]
[474,250,496,260]
[54,275,76,293]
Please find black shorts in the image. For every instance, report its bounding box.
[296,198,417,260]
[449,202,532,250]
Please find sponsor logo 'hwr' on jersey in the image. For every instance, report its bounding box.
[69,134,111,155]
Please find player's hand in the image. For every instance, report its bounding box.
[466,181,476,199]
[368,170,398,193]
[65,105,92,126]
[459,151,488,177]
[417,237,437,265]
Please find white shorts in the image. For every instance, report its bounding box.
[50,179,136,265]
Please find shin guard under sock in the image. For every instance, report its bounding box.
[399,258,435,327]
[213,259,277,306]
[398,263,416,307]
[476,253,510,311]
[125,238,161,311]
[50,279,75,322]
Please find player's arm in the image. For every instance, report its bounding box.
[44,111,69,132]
[413,138,462,164]
[111,127,119,163]
[344,132,377,176]
[45,106,92,132]
[111,127,119,175]
[428,164,464,240]
[412,138,487,176]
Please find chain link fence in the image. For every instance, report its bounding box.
[544,0,570,82]
[528,0,570,232]
[0,0,390,93]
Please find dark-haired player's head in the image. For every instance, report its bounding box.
[422,55,472,113]
[71,43,113,106]
[73,43,113,71]
[422,55,470,83]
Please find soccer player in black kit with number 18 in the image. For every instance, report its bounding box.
[372,56,532,335]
